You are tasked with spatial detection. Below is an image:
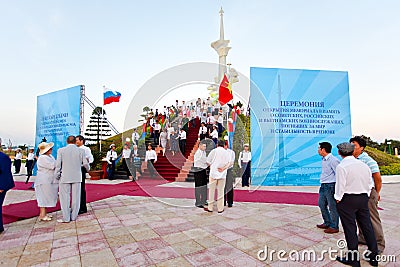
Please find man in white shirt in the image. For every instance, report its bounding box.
[131,128,140,145]
[153,121,161,146]
[26,148,35,178]
[198,122,208,141]
[205,140,231,213]
[106,144,118,180]
[179,129,187,155]
[217,113,224,136]
[145,144,157,177]
[14,148,22,174]
[200,112,207,124]
[238,144,252,187]
[206,113,215,134]
[193,143,208,208]
[76,135,94,214]
[224,143,236,208]
[334,142,378,267]
[210,125,219,145]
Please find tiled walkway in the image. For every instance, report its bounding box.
[1,175,399,266]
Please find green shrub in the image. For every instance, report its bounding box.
[365,147,400,166]
[379,163,400,175]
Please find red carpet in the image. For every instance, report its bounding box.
[152,119,200,181]
[3,180,319,225]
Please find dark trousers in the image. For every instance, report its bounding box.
[108,160,116,180]
[0,191,6,231]
[337,194,378,263]
[179,139,186,154]
[79,167,87,213]
[14,159,21,173]
[241,161,251,186]
[147,159,155,177]
[26,160,34,176]
[132,160,142,180]
[217,123,224,137]
[194,168,207,206]
[122,158,130,178]
[224,169,234,206]
[199,133,206,141]
[190,118,196,128]
[154,130,160,145]
[206,124,213,137]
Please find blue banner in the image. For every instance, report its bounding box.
[34,86,82,169]
[250,68,351,186]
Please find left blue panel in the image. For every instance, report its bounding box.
[34,85,82,170]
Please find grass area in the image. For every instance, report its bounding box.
[364,147,400,166]
[365,147,400,175]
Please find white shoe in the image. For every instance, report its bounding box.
[39,216,52,221]
[57,219,70,223]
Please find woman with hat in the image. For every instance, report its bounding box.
[35,142,58,221]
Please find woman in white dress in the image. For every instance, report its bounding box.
[35,142,59,221]
[159,128,168,156]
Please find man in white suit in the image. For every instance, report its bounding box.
[55,136,89,223]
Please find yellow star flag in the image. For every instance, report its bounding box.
[218,73,233,105]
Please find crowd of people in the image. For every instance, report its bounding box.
[106,98,240,181]
[139,98,230,155]
[0,130,387,267]
[316,136,385,267]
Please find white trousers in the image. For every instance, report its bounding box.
[59,182,81,222]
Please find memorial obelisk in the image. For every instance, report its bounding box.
[208,8,232,99]
[211,7,231,84]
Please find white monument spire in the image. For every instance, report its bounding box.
[219,7,224,40]
[211,7,231,83]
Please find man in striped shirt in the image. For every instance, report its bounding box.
[350,136,385,253]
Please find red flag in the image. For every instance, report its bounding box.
[218,74,233,105]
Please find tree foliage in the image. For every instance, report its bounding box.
[84,107,112,150]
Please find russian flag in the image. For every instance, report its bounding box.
[104,89,121,105]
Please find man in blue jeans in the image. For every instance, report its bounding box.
[316,142,340,234]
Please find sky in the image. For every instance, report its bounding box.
[1,0,399,146]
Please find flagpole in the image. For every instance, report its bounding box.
[226,64,232,149]
[100,86,104,154]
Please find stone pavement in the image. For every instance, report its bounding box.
[1,173,399,266]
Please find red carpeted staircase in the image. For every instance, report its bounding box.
[148,118,200,181]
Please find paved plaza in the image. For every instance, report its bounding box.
[1,173,399,266]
